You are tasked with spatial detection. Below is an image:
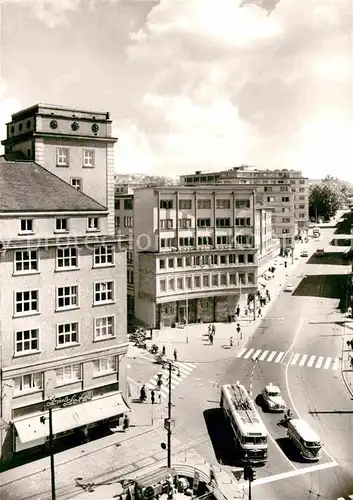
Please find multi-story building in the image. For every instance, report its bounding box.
[0,104,129,464]
[133,185,278,327]
[180,166,309,252]
[114,184,134,320]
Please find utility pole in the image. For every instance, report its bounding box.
[41,398,56,500]
[243,455,255,500]
[167,361,172,468]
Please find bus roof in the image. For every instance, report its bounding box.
[288,419,320,443]
[222,383,267,437]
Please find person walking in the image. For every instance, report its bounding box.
[151,390,155,405]
[123,414,130,432]
[229,336,233,347]
[208,324,212,335]
[162,345,166,356]
[173,348,178,361]
[236,305,240,317]
[236,323,241,338]
[209,333,214,345]
[140,384,146,403]
[212,324,216,335]
[258,307,262,317]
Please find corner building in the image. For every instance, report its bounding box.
[134,186,271,327]
[0,105,128,464]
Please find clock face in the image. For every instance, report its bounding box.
[71,121,79,131]
[50,120,58,129]
[92,123,99,133]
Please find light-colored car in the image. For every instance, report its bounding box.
[284,283,295,292]
[261,383,286,412]
[316,248,324,257]
[300,249,308,257]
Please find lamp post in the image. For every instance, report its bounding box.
[162,361,175,468]
[185,290,189,344]
[41,397,57,500]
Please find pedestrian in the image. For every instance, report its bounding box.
[173,348,178,361]
[162,345,166,356]
[157,373,163,390]
[151,390,155,405]
[123,414,130,431]
[236,323,241,336]
[244,307,248,317]
[236,305,240,317]
[229,336,233,347]
[258,307,262,317]
[140,384,146,402]
[209,333,214,345]
[158,392,161,403]
[208,324,212,335]
[212,324,216,335]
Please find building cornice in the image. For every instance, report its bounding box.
[0,210,108,216]
[1,132,118,147]
[0,234,129,250]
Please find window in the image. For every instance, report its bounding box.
[220,274,227,286]
[19,219,33,234]
[197,218,211,227]
[83,149,95,167]
[127,251,133,263]
[238,254,245,264]
[235,218,251,226]
[15,329,39,355]
[115,199,120,210]
[57,286,78,310]
[280,186,288,192]
[55,218,68,232]
[212,274,218,286]
[93,356,116,375]
[71,178,82,191]
[186,277,192,289]
[115,217,120,228]
[299,179,305,184]
[216,199,230,209]
[299,188,305,193]
[177,257,183,267]
[94,245,113,266]
[57,247,78,269]
[282,228,290,234]
[220,255,226,265]
[179,199,192,210]
[203,275,210,287]
[168,258,174,268]
[123,216,133,228]
[161,238,177,248]
[197,199,211,209]
[14,250,38,274]
[198,236,212,246]
[194,276,201,288]
[229,254,236,264]
[94,281,114,304]
[57,148,69,166]
[88,217,100,231]
[216,218,231,227]
[299,196,305,200]
[238,273,245,285]
[299,204,305,209]
[179,237,194,247]
[127,270,134,284]
[15,290,39,316]
[56,364,81,385]
[229,274,236,285]
[179,218,192,229]
[160,199,173,209]
[124,199,133,210]
[94,316,115,339]
[282,197,290,202]
[177,278,183,290]
[14,373,42,395]
[236,235,252,245]
[247,273,254,284]
[264,186,272,192]
[267,197,275,202]
[168,278,175,291]
[160,219,173,229]
[57,322,79,346]
[185,256,192,267]
[211,255,218,265]
[217,236,231,245]
[160,279,166,292]
[159,259,166,269]
[248,254,254,264]
[235,199,250,208]
[282,218,290,223]
[299,213,306,218]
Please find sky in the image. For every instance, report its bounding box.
[0,0,352,180]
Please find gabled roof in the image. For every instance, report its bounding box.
[0,160,107,212]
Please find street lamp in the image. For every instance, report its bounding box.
[41,397,57,500]
[161,361,175,468]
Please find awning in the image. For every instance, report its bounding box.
[258,277,267,287]
[14,392,130,444]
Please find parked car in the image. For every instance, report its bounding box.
[261,383,287,412]
[316,248,325,257]
[284,283,295,293]
[300,249,308,257]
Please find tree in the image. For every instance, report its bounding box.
[309,183,340,221]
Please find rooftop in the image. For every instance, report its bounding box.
[0,159,107,212]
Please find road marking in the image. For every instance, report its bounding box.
[252,349,262,360]
[307,355,316,367]
[299,354,308,366]
[267,351,277,362]
[145,361,197,400]
[237,347,247,358]
[315,356,324,369]
[290,353,300,365]
[324,357,332,370]
[251,460,338,488]
[274,352,284,363]
[244,348,254,359]
[332,358,339,370]
[259,350,269,361]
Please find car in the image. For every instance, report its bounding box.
[309,223,315,228]
[261,383,286,412]
[316,248,324,257]
[284,283,295,292]
[300,249,308,257]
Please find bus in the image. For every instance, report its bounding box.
[287,419,322,461]
[220,382,268,464]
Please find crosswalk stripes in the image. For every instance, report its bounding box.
[337,495,353,500]
[145,361,197,401]
[236,347,340,372]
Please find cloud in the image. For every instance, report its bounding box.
[121,0,351,177]
[4,0,82,28]
[113,123,157,175]
[0,82,22,155]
